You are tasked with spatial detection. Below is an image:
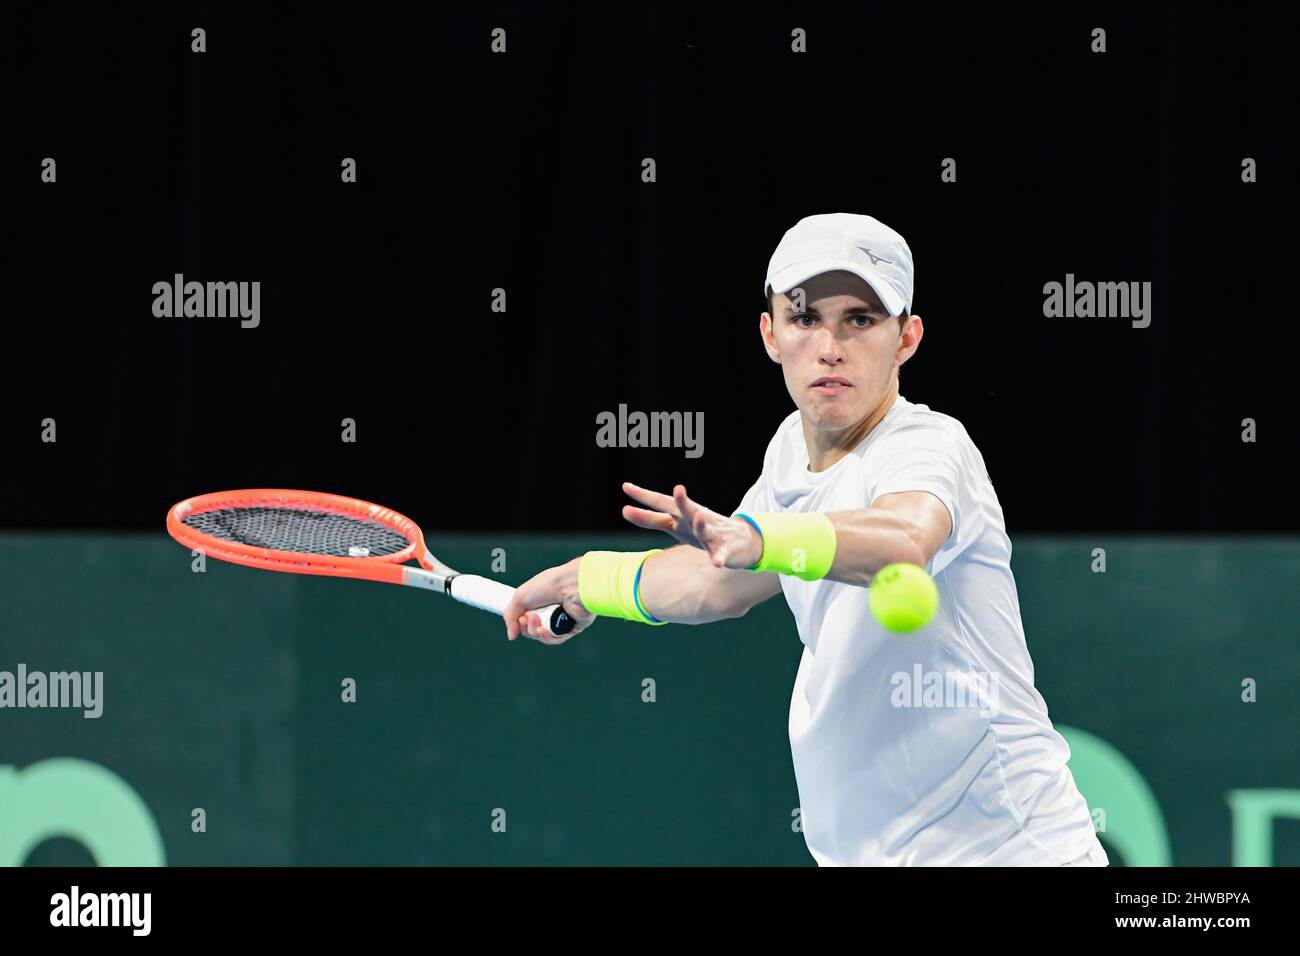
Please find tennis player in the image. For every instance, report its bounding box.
[503,212,1108,867]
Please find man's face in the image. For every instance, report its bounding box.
[760,270,919,432]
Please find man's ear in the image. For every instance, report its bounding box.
[759,312,781,363]
[897,313,923,365]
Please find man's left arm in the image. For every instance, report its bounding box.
[617,478,960,595]
[814,492,954,587]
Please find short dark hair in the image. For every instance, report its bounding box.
[766,291,908,329]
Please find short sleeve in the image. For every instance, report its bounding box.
[733,415,789,517]
[871,426,985,577]
[733,474,770,517]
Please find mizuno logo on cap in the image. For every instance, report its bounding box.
[857,246,893,266]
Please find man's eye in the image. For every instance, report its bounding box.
[791,313,880,327]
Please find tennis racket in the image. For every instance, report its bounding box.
[166,489,575,639]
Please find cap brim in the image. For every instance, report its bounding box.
[767,258,905,316]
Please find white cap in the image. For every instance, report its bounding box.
[764,212,914,316]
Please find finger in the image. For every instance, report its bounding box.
[532,612,566,645]
[621,504,677,532]
[707,537,727,567]
[534,612,566,645]
[673,484,704,523]
[692,506,728,551]
[622,482,680,515]
[504,588,535,641]
[503,600,521,640]
[691,511,734,567]
[509,573,553,621]
[542,620,577,645]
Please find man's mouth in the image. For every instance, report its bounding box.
[811,376,852,391]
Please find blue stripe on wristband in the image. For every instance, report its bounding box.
[633,555,663,624]
[733,512,764,571]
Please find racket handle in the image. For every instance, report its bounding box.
[447,574,577,637]
[537,603,577,636]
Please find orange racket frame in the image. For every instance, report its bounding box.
[166,489,573,638]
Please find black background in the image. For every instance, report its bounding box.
[6,2,1292,533]
[0,865,1284,940]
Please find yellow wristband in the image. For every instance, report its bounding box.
[735,512,837,581]
[577,550,667,625]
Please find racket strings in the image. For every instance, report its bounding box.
[182,506,411,558]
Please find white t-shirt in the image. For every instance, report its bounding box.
[735,393,1105,866]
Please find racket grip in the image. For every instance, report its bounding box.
[447,574,577,637]
[536,603,577,636]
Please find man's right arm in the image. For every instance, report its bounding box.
[637,544,783,624]
[503,481,785,641]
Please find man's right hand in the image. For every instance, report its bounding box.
[501,556,596,645]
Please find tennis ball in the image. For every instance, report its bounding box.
[869,563,938,633]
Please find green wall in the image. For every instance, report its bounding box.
[2,534,1297,865]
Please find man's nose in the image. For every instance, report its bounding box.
[818,328,844,362]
